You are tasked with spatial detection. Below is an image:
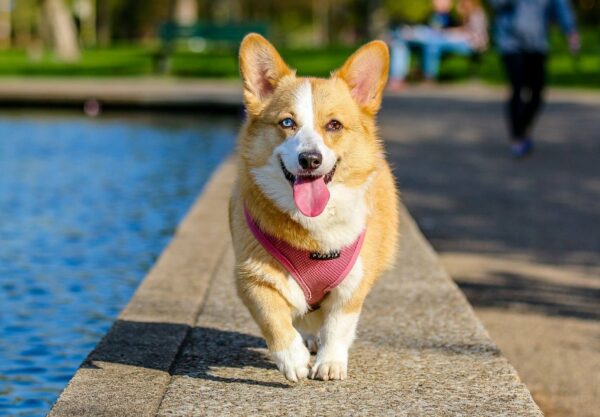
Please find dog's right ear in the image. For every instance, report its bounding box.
[239,33,292,115]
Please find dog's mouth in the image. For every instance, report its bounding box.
[279,157,337,218]
[279,158,337,185]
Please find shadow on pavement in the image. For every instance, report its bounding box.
[459,271,600,320]
[82,320,288,389]
[381,95,600,320]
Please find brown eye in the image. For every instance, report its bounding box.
[279,118,296,129]
[326,119,343,132]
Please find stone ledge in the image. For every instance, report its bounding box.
[48,158,237,417]
[0,78,243,111]
[1,79,597,111]
[49,156,542,416]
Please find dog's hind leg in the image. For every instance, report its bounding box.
[294,309,324,354]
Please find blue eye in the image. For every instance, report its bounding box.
[279,118,296,129]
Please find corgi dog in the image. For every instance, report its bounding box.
[229,34,399,382]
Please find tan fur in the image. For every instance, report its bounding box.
[229,34,399,380]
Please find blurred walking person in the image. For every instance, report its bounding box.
[489,0,580,157]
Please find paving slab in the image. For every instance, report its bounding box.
[50,155,541,416]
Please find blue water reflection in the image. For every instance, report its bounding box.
[0,112,238,416]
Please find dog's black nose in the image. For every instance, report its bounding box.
[298,151,322,170]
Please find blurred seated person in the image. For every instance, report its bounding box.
[388,0,488,89]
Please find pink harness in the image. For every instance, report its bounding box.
[244,208,365,307]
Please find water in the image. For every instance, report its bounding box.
[0,111,238,416]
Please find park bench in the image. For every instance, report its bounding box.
[154,21,268,73]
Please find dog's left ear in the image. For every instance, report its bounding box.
[239,33,293,115]
[336,40,389,115]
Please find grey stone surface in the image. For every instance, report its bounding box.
[379,90,600,417]
[156,207,541,416]
[1,78,598,109]
[0,78,242,109]
[50,154,541,416]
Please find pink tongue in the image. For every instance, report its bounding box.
[293,176,330,217]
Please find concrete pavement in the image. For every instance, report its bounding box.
[49,156,541,416]
[379,88,600,417]
[0,78,242,110]
[0,77,598,109]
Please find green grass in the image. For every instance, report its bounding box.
[438,52,600,88]
[0,44,357,79]
[0,45,153,76]
[0,28,597,88]
[169,46,357,78]
[439,28,600,88]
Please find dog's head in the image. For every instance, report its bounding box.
[239,34,388,219]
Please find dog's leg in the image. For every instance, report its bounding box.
[238,280,310,382]
[310,257,367,381]
[303,334,319,354]
[294,309,324,354]
[310,308,360,381]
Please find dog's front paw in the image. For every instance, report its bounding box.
[271,334,310,382]
[310,360,347,381]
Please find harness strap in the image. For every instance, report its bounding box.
[244,207,365,307]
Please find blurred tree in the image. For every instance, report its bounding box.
[0,0,10,49]
[43,0,80,60]
[110,0,170,41]
[328,0,352,43]
[12,0,38,48]
[74,0,96,46]
[214,0,243,22]
[573,0,600,24]
[174,0,198,25]
[6,0,595,50]
[96,0,111,46]
[355,0,380,40]
[384,0,431,25]
[312,0,330,45]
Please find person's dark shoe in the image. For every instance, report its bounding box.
[510,138,534,158]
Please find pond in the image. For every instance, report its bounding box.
[0,111,238,416]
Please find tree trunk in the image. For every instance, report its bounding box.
[313,0,330,46]
[96,0,111,47]
[75,0,96,46]
[354,0,384,42]
[0,0,11,49]
[174,0,197,25]
[13,0,34,48]
[213,0,241,23]
[43,0,80,61]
